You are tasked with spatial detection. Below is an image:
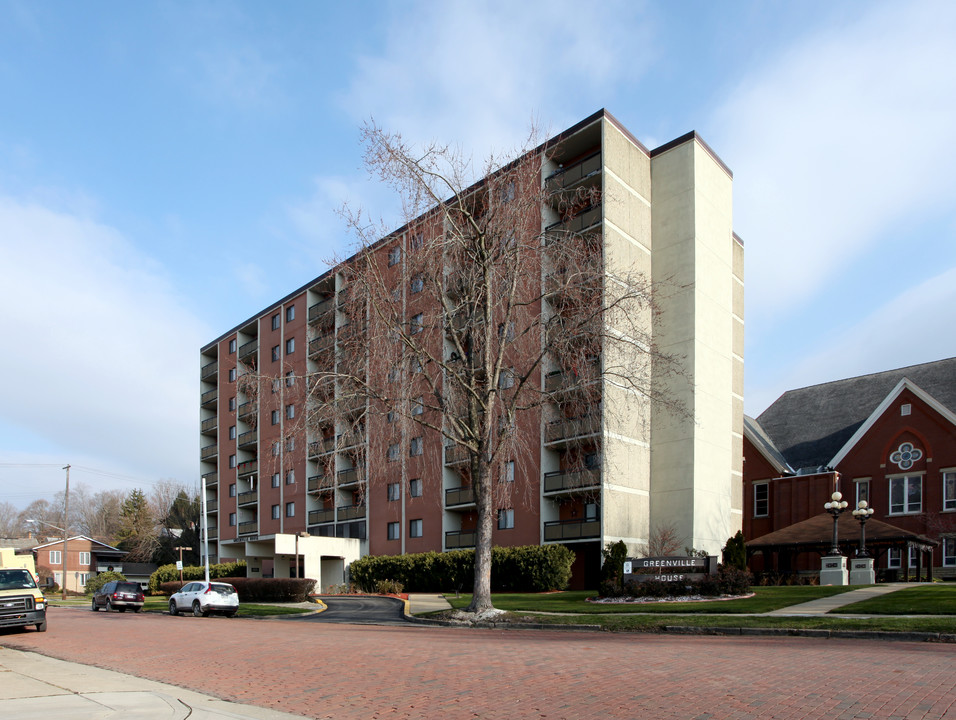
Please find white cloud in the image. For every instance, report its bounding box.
[712,0,956,335]
[0,196,208,485]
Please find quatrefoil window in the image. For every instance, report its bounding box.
[890,442,922,470]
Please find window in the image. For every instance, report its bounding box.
[286,371,295,387]
[229,454,237,469]
[229,396,236,411]
[410,313,423,335]
[272,410,280,425]
[272,345,280,361]
[855,479,870,505]
[387,443,399,461]
[272,442,280,457]
[229,338,237,353]
[229,367,237,382]
[388,365,400,383]
[584,453,600,470]
[229,425,236,440]
[388,245,402,266]
[272,313,281,331]
[410,478,422,497]
[229,483,237,497]
[410,357,422,373]
[387,482,400,501]
[944,471,956,511]
[890,547,920,568]
[410,232,424,250]
[286,437,295,452]
[502,460,515,483]
[387,410,397,423]
[79,573,89,586]
[498,322,515,342]
[286,305,295,322]
[78,551,90,566]
[272,504,280,520]
[943,537,956,567]
[229,513,237,527]
[286,337,295,354]
[409,519,422,538]
[411,396,424,416]
[498,508,514,529]
[272,473,280,488]
[889,476,922,514]
[753,483,769,517]
[585,503,598,521]
[410,274,423,294]
[286,502,295,518]
[49,551,61,565]
[271,378,280,394]
[286,404,295,419]
[901,403,912,416]
[499,368,515,389]
[410,436,423,456]
[387,522,400,540]
[286,469,295,485]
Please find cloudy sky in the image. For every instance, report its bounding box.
[1,0,954,506]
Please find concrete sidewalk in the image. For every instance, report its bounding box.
[764,582,914,616]
[406,592,452,615]
[0,646,306,720]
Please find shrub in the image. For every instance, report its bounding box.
[613,565,752,599]
[599,540,628,597]
[721,531,747,570]
[161,577,315,602]
[85,571,127,596]
[375,579,404,594]
[149,561,247,594]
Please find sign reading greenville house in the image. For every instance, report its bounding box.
[623,556,718,583]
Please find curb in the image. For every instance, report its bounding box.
[663,626,956,643]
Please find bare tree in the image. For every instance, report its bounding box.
[642,523,684,557]
[292,122,686,613]
[0,501,20,537]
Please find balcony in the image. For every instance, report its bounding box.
[444,444,470,466]
[200,443,217,461]
[204,527,218,541]
[308,508,335,525]
[238,402,255,423]
[546,204,601,235]
[308,332,334,360]
[307,474,334,493]
[337,467,363,488]
[545,415,600,445]
[238,339,258,361]
[336,505,366,522]
[238,490,258,506]
[201,389,217,409]
[337,430,364,451]
[201,416,217,434]
[308,297,335,325]
[237,430,257,450]
[445,530,476,549]
[544,363,600,395]
[201,361,218,381]
[307,375,335,401]
[545,151,602,195]
[207,499,218,512]
[238,521,258,535]
[543,468,601,495]
[445,485,475,508]
[203,473,218,486]
[543,518,601,541]
[237,460,258,477]
[308,436,336,458]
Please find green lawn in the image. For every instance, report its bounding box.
[444,586,859,615]
[833,585,956,615]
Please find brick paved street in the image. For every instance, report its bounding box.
[2,607,955,719]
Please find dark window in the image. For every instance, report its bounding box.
[286,305,295,322]
[272,313,280,331]
[754,484,769,517]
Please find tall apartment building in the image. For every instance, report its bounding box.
[199,110,744,589]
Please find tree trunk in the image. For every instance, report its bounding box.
[468,456,494,613]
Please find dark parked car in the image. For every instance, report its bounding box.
[92,580,145,612]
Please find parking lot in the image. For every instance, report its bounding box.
[2,606,955,719]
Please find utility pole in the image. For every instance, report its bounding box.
[62,464,70,601]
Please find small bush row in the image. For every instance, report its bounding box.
[159,577,315,602]
[349,544,575,593]
[600,565,753,599]
[148,561,247,594]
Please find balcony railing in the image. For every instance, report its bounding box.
[204,527,218,540]
[543,518,601,541]
[238,402,255,422]
[238,339,258,361]
[546,204,601,235]
[308,508,335,525]
[201,389,218,408]
[238,521,258,535]
[308,297,335,325]
[237,460,258,477]
[545,151,602,194]
[337,467,362,487]
[200,443,217,460]
[237,430,257,449]
[207,499,218,512]
[307,474,333,493]
[308,437,336,458]
[337,430,364,451]
[308,333,335,359]
[445,485,475,507]
[336,505,366,522]
[203,473,218,486]
[444,444,469,466]
[201,416,217,433]
[238,490,258,506]
[201,361,218,381]
[544,361,600,394]
[545,415,600,444]
[445,530,476,549]
[543,468,601,495]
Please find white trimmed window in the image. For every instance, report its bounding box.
[889,475,922,514]
[855,479,870,505]
[49,550,61,565]
[944,471,956,511]
[943,537,956,567]
[753,483,769,517]
[497,508,514,530]
[78,552,90,566]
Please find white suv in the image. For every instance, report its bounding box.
[168,581,239,617]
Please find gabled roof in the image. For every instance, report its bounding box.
[32,536,125,553]
[748,513,937,551]
[743,415,794,475]
[756,357,956,471]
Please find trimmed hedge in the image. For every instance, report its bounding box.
[160,577,315,602]
[148,561,247,594]
[349,544,574,593]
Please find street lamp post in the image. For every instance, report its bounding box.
[824,491,849,556]
[852,501,875,557]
